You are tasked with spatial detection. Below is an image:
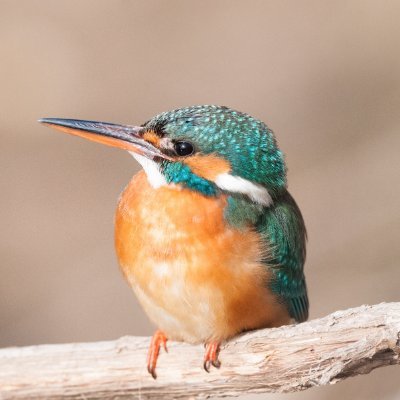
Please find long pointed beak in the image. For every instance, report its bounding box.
[39,118,169,159]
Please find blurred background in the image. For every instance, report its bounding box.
[1,1,399,399]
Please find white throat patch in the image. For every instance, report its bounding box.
[129,152,167,189]
[215,173,273,206]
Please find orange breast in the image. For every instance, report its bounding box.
[115,171,290,343]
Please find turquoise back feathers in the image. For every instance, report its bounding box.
[257,192,308,322]
[225,192,308,323]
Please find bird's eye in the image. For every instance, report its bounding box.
[174,141,194,156]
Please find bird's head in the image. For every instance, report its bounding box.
[40,105,286,205]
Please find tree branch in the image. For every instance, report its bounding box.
[1,303,399,399]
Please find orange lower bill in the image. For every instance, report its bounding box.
[39,118,170,159]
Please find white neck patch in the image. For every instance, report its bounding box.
[214,172,273,206]
[129,153,272,205]
[129,152,167,189]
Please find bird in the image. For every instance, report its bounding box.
[39,105,308,378]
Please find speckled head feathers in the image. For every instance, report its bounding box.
[144,105,287,193]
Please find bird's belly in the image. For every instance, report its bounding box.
[115,172,290,343]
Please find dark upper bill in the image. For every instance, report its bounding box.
[39,118,169,159]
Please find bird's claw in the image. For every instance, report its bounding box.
[203,358,221,372]
[203,341,221,372]
[147,364,157,379]
[147,330,168,379]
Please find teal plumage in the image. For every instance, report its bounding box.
[224,193,308,323]
[257,192,308,322]
[163,161,217,196]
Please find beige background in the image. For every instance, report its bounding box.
[1,1,399,399]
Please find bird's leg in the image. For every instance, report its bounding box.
[147,330,168,379]
[203,341,221,372]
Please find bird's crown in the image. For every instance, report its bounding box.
[142,105,286,203]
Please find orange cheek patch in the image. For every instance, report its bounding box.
[184,154,231,181]
[142,130,161,147]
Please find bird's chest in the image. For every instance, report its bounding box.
[115,172,284,343]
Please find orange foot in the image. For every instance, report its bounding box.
[203,341,221,372]
[147,330,168,379]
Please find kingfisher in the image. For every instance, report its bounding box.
[39,105,308,378]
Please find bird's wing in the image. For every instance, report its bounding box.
[256,191,309,322]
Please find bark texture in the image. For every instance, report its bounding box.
[1,303,399,399]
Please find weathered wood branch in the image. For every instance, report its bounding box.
[0,303,399,399]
